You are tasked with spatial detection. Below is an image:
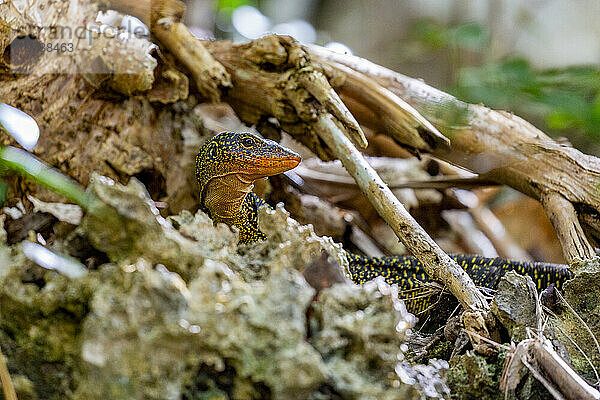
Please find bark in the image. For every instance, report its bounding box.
[309,45,600,264]
[105,0,231,101]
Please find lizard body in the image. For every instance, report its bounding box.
[196,132,572,313]
[195,132,301,243]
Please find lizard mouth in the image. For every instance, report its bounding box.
[276,154,302,170]
[243,154,301,179]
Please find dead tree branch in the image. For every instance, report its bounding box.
[310,45,600,265]
[0,345,17,400]
[106,0,231,101]
[501,336,600,400]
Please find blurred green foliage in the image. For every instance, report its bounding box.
[215,0,255,14]
[0,146,92,209]
[216,0,253,9]
[456,60,600,139]
[412,19,600,143]
[412,19,489,52]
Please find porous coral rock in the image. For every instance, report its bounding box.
[0,245,95,399]
[312,279,449,399]
[1,175,448,399]
[81,173,209,278]
[491,271,541,342]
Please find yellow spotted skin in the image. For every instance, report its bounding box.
[196,132,572,314]
[346,253,571,314]
[235,193,268,244]
[195,132,300,244]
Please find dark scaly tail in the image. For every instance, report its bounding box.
[450,255,571,291]
[347,253,572,314]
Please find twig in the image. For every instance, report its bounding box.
[531,339,600,400]
[549,315,600,385]
[294,163,498,189]
[0,345,17,400]
[389,176,499,190]
[296,67,367,148]
[416,294,446,316]
[317,114,490,316]
[520,355,566,400]
[409,328,446,363]
[462,329,511,351]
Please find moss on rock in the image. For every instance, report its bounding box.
[446,351,506,400]
[549,257,600,381]
[0,176,449,399]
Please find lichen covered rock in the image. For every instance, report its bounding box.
[549,257,600,381]
[0,176,448,399]
[0,245,96,399]
[446,350,551,400]
[446,351,506,400]
[312,279,449,398]
[491,271,541,342]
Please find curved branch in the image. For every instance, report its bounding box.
[323,60,450,153]
[541,192,594,262]
[310,45,600,264]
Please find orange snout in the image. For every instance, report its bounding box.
[245,152,301,178]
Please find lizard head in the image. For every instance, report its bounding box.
[195,132,301,203]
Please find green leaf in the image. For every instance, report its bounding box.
[216,0,255,12]
[0,180,7,207]
[411,19,449,50]
[0,146,93,209]
[546,112,576,130]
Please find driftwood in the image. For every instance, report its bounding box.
[501,335,600,400]
[105,0,231,101]
[309,46,600,265]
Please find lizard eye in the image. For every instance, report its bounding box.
[210,145,218,157]
[241,137,255,148]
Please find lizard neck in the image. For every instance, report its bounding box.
[203,174,254,224]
